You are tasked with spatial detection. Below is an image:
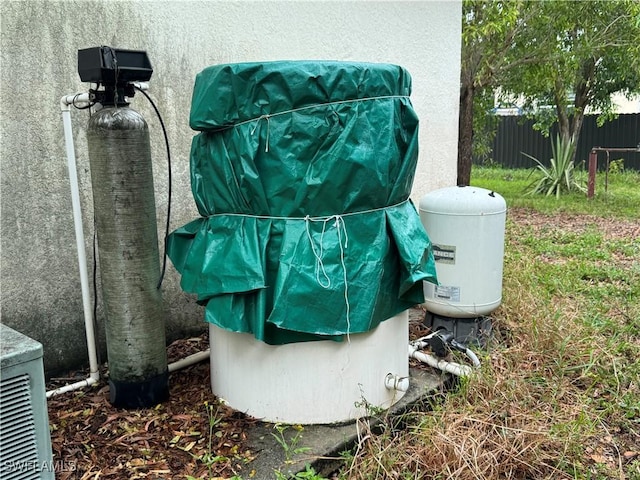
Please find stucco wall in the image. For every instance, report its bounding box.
[0,0,461,375]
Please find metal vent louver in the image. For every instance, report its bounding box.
[0,374,40,479]
[0,324,54,480]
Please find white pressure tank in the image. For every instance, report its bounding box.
[419,186,506,318]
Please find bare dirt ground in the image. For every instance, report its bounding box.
[508,207,640,240]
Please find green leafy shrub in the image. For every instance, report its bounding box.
[523,135,586,198]
[608,158,625,175]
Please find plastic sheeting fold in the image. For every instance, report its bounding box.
[168,61,437,344]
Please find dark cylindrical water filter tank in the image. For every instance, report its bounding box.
[87,106,168,408]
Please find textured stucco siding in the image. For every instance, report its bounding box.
[0,0,461,374]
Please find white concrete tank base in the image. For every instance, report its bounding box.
[209,311,409,424]
[419,186,507,318]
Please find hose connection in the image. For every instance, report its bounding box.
[409,328,481,376]
[384,373,410,392]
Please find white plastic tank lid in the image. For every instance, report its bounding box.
[419,186,506,216]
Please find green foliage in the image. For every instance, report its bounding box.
[608,158,625,175]
[461,0,524,87]
[225,469,328,480]
[459,0,531,184]
[183,400,228,479]
[271,423,312,463]
[472,166,640,218]
[275,464,327,480]
[472,89,499,162]
[502,0,640,143]
[523,135,586,198]
[462,0,640,184]
[353,388,388,418]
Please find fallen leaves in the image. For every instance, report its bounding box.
[47,335,254,479]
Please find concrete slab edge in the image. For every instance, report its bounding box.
[245,367,448,478]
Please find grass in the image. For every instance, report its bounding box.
[472,166,640,218]
[333,167,640,479]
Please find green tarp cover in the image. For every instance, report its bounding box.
[167,61,437,344]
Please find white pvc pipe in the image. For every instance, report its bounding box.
[168,349,210,373]
[408,344,474,377]
[48,349,209,397]
[131,82,149,91]
[384,373,410,392]
[464,348,481,369]
[48,94,100,398]
[46,376,99,398]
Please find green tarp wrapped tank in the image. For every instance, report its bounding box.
[167,61,438,344]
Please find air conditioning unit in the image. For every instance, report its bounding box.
[0,324,54,480]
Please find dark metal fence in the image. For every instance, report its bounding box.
[476,113,640,170]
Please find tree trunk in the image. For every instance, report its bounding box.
[557,58,592,163]
[554,81,586,164]
[554,79,572,146]
[457,83,475,186]
[569,111,585,164]
[568,63,592,164]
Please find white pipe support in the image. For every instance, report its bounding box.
[61,95,100,383]
[384,373,410,392]
[168,349,210,373]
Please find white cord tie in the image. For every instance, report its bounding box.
[304,214,351,340]
[240,95,409,155]
[205,199,408,221]
[205,200,410,342]
[250,114,271,152]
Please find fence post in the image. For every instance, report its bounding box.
[587,150,597,199]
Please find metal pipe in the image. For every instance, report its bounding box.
[605,150,610,193]
[588,146,639,200]
[587,149,597,199]
[590,147,640,153]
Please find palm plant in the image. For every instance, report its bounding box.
[523,135,586,198]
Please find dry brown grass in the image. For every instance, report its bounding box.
[339,209,640,480]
